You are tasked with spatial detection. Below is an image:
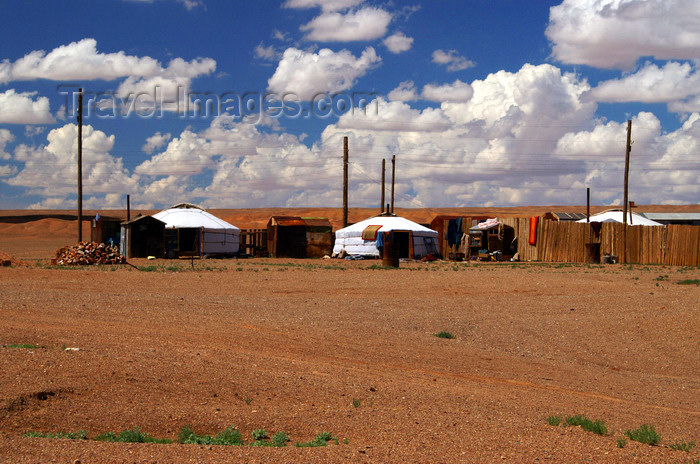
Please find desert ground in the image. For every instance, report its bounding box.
[0,209,698,463]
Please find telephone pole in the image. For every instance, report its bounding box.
[380,158,386,214]
[77,88,83,242]
[390,154,396,214]
[622,119,632,263]
[343,136,348,228]
[623,120,632,225]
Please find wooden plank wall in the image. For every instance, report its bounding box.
[518,220,699,266]
[516,217,538,262]
[240,228,267,256]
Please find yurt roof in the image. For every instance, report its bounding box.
[335,215,437,238]
[153,205,239,230]
[576,210,662,226]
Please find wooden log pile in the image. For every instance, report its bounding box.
[51,241,125,265]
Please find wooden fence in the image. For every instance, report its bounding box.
[523,220,700,266]
[240,229,267,256]
[437,216,699,266]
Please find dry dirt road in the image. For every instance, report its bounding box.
[0,259,698,463]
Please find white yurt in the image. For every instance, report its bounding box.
[576,210,662,226]
[153,203,240,257]
[333,215,439,259]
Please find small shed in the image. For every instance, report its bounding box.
[91,214,123,246]
[120,215,165,259]
[467,218,515,260]
[267,216,333,258]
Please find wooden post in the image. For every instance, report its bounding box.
[586,187,590,223]
[343,136,348,228]
[586,187,590,244]
[623,119,632,263]
[380,158,385,214]
[77,88,83,242]
[126,194,131,221]
[391,154,396,214]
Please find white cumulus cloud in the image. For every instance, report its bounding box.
[432,49,475,72]
[422,80,473,103]
[387,80,419,101]
[0,89,54,124]
[300,7,393,42]
[590,61,700,112]
[6,123,139,198]
[546,0,700,69]
[383,32,414,54]
[0,129,14,160]
[267,47,380,100]
[142,132,172,154]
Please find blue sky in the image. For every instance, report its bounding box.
[0,0,698,209]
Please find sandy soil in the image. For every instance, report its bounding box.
[0,211,698,463]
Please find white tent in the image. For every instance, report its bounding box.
[576,210,662,226]
[333,215,438,258]
[153,203,240,256]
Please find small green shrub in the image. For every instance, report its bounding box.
[216,425,244,446]
[296,432,336,447]
[94,428,171,444]
[271,432,289,447]
[564,415,608,435]
[352,398,361,408]
[617,438,627,448]
[546,415,562,426]
[23,430,87,440]
[251,429,268,441]
[178,424,245,446]
[434,331,455,339]
[8,343,40,349]
[625,424,661,445]
[677,279,700,286]
[669,441,694,452]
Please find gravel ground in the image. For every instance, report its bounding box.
[0,258,698,463]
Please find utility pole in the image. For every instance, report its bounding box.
[380,158,386,214]
[77,88,83,243]
[343,136,348,228]
[586,187,590,223]
[622,119,632,263]
[126,194,131,221]
[390,154,396,214]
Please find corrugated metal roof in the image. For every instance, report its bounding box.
[277,219,306,227]
[552,212,587,220]
[641,213,700,220]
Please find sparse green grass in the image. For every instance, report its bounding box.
[23,430,87,440]
[625,424,661,445]
[296,432,337,447]
[352,398,361,408]
[564,414,608,435]
[669,441,694,452]
[95,428,171,444]
[7,343,41,349]
[617,437,627,448]
[677,279,700,286]
[546,415,562,426]
[177,424,244,446]
[271,432,289,447]
[434,331,455,339]
[22,425,323,449]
